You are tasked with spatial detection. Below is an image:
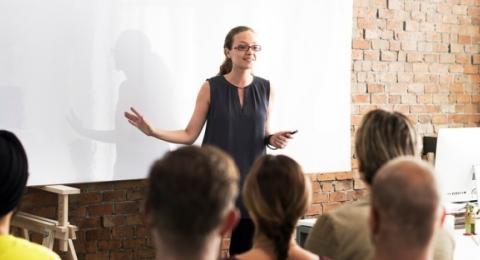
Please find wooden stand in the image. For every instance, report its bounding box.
[11,185,80,260]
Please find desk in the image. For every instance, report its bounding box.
[296,218,480,259]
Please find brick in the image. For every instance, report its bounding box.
[380,50,397,61]
[98,240,122,250]
[353,39,370,49]
[353,94,370,103]
[367,84,384,93]
[112,226,135,238]
[405,21,419,31]
[122,239,145,249]
[440,54,456,64]
[458,35,472,44]
[473,55,480,64]
[305,203,322,216]
[352,49,363,60]
[103,190,126,202]
[433,94,450,104]
[429,63,449,73]
[401,40,417,51]
[364,29,379,40]
[371,39,389,50]
[412,63,429,72]
[389,95,402,104]
[354,178,367,189]
[87,204,114,216]
[334,180,353,191]
[312,192,329,203]
[372,94,387,104]
[408,83,425,93]
[115,202,140,214]
[85,253,109,260]
[455,54,470,64]
[77,192,103,204]
[388,0,403,10]
[364,50,380,60]
[321,182,334,192]
[389,41,401,51]
[449,64,464,73]
[450,83,465,93]
[464,65,479,74]
[417,95,433,104]
[102,215,127,228]
[322,202,342,212]
[407,53,423,62]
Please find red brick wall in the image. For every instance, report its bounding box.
[18,0,480,259]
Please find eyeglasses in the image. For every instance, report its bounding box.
[233,44,262,52]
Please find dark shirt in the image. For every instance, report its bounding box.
[202,75,270,216]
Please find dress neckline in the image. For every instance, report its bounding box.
[221,75,255,89]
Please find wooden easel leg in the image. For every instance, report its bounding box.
[22,228,29,240]
[68,239,78,260]
[42,230,55,250]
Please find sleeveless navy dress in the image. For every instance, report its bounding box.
[202,75,270,217]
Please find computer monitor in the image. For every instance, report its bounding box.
[435,128,480,203]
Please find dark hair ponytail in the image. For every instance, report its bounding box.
[217,26,254,75]
[259,220,294,260]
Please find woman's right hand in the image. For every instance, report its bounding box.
[124,107,154,136]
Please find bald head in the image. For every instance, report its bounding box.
[371,156,441,249]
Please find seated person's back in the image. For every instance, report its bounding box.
[0,130,60,260]
[304,109,454,260]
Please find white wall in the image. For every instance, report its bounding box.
[0,0,352,185]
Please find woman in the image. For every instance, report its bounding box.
[124,26,294,254]
[234,154,318,260]
[304,109,454,260]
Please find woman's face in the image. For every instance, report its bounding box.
[226,30,260,71]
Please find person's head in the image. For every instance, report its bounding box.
[0,130,29,220]
[243,155,311,260]
[370,156,443,253]
[355,109,417,185]
[218,26,260,75]
[145,145,239,258]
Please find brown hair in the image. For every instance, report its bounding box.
[372,156,440,248]
[145,145,239,255]
[218,26,254,75]
[243,155,311,260]
[355,109,417,185]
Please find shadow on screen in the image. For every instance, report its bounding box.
[68,29,175,180]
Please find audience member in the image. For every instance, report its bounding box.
[144,145,240,260]
[304,109,454,260]
[370,156,444,260]
[233,154,318,260]
[0,130,60,259]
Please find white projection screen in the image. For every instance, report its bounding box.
[0,0,352,186]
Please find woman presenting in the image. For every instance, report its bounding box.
[124,26,294,254]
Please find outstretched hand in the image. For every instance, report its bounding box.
[268,131,295,149]
[124,107,154,136]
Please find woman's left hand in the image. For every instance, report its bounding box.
[268,131,294,149]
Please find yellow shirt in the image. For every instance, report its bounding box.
[0,234,60,260]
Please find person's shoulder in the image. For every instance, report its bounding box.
[432,226,455,260]
[253,75,270,85]
[0,235,60,260]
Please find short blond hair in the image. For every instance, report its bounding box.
[355,109,417,185]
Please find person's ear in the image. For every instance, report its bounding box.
[143,204,154,228]
[439,207,447,226]
[219,208,240,236]
[225,48,231,59]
